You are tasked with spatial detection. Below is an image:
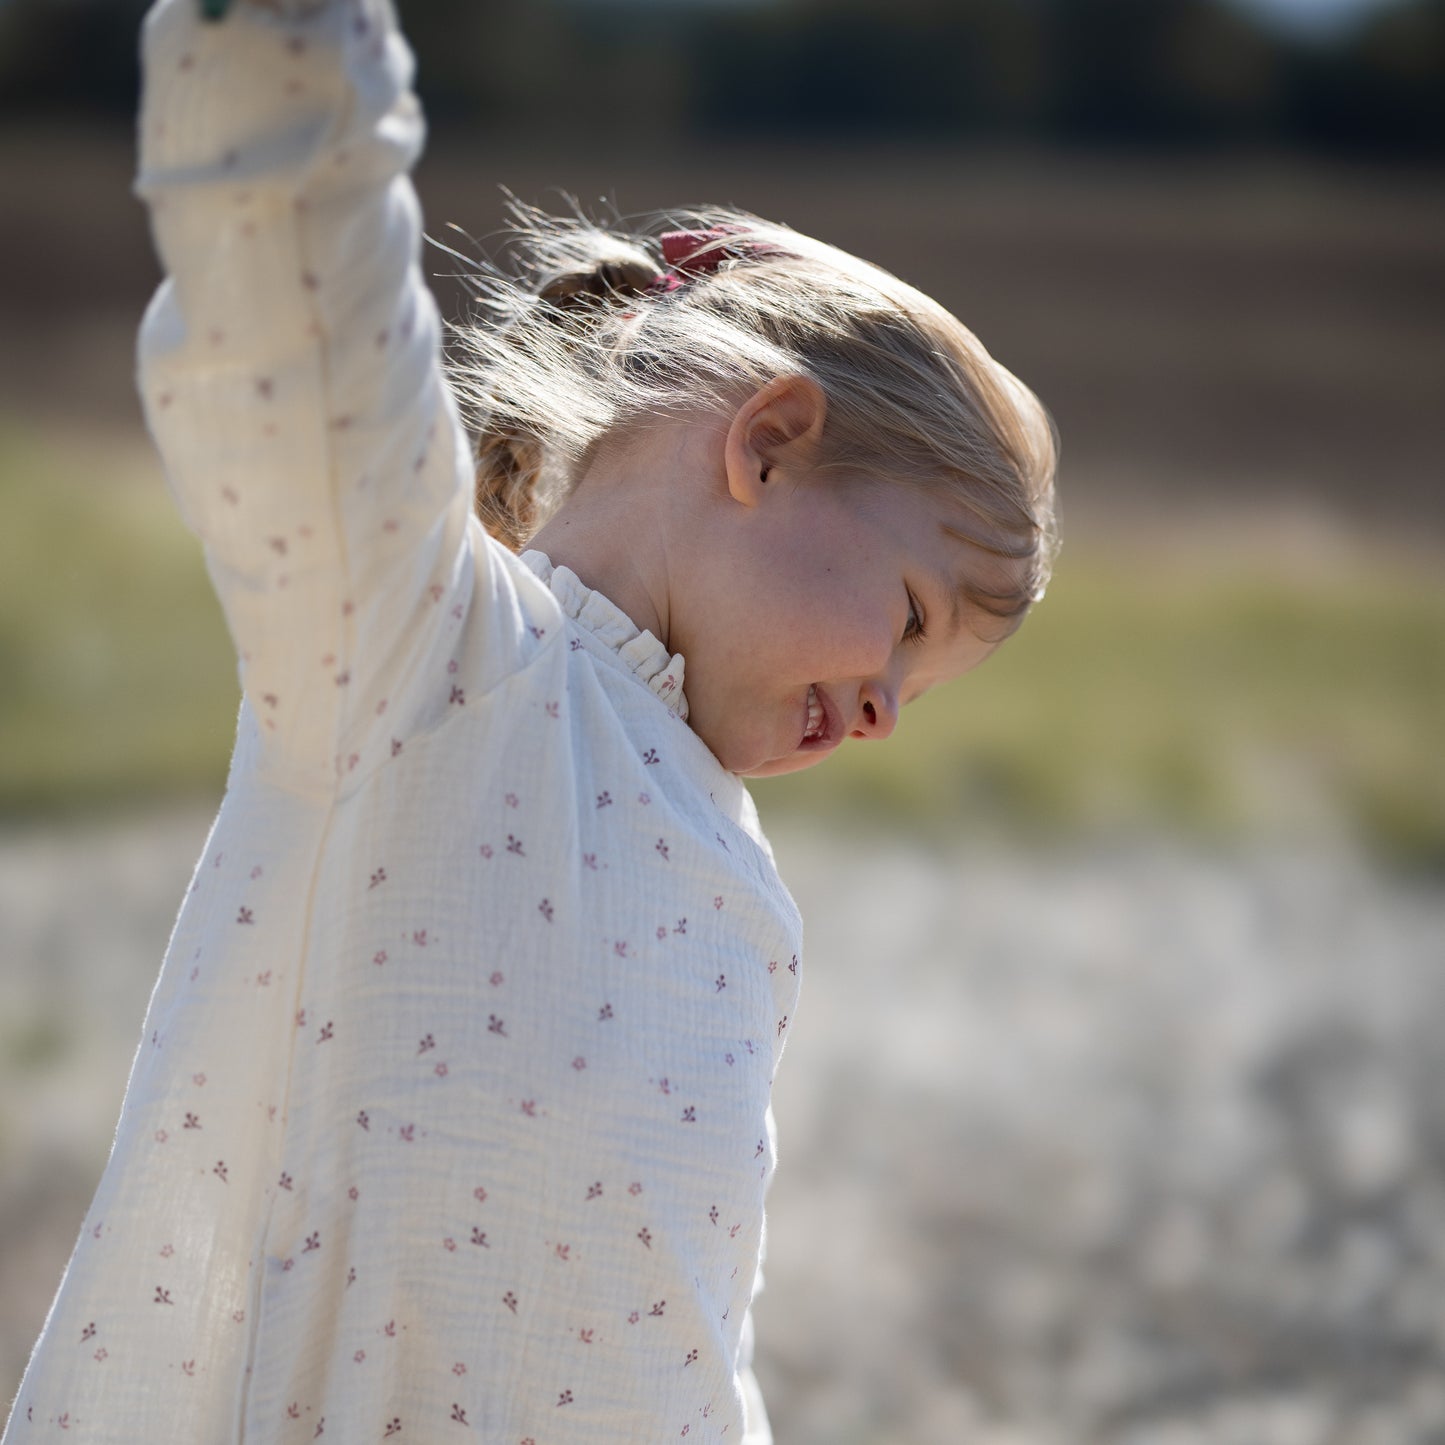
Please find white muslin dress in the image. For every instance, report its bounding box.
[2,1,803,1440]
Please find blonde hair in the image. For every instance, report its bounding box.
[449,204,1058,635]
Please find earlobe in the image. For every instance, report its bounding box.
[723,375,827,506]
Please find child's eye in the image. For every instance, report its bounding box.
[902,591,926,646]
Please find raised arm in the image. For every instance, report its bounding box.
[136,0,477,796]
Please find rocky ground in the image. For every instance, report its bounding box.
[3,811,1444,1444]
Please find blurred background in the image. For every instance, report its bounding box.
[2,0,1443,1440]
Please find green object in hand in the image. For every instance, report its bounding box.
[200,0,233,20]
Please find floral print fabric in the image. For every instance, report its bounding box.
[2,1,802,1440]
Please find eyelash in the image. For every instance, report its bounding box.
[903,590,926,646]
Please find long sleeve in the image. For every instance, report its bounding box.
[136,0,477,797]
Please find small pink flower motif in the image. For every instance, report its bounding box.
[391,739,403,757]
[449,685,465,706]
[373,950,388,966]
[545,700,559,718]
[250,865,264,880]
[192,1072,207,1087]
[412,930,428,947]
[357,1110,370,1130]
[184,1112,201,1129]
[637,1227,652,1249]
[628,1182,643,1196]
[638,792,651,805]
[434,1062,449,1078]
[317,1021,334,1043]
[502,1290,518,1313]
[443,1237,457,1252]
[451,1404,469,1425]
[58,1413,70,1429]
[768,960,778,975]
[447,659,458,674]
[714,896,724,910]
[181,1359,196,1377]
[399,1124,415,1142]
[504,793,519,808]
[354,1350,365,1363]
[302,1232,320,1253]
[657,926,667,940]
[384,1320,397,1338]
[730,1223,742,1239]
[256,970,272,987]
[538,898,554,923]
[160,1243,174,1257]
[237,906,254,925]
[598,1002,614,1021]
[579,1328,594,1343]
[572,1056,586,1071]
[554,1242,570,1261]
[214,1160,229,1183]
[556,1391,573,1407]
[582,852,598,870]
[471,1229,489,1248]
[282,1258,295,1272]
[613,940,629,958]
[348,1186,359,1201]
[520,1100,537,1118]
[657,1078,671,1095]
[488,1015,507,1036]
[628,1311,640,1325]
[479,844,493,860]
[473,1186,488,1203]
[233,1309,245,1323]
[452,1362,467,1376]
[489,971,504,987]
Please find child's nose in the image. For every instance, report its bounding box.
[850,683,898,741]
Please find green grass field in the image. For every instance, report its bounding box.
[3,418,1442,866]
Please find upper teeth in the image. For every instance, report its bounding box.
[804,685,823,741]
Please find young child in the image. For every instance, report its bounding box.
[4,0,1055,1440]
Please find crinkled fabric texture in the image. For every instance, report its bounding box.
[2,2,801,1441]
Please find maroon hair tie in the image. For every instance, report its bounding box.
[648,225,781,294]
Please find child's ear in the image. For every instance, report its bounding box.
[723,375,827,507]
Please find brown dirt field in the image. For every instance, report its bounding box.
[2,128,1442,538]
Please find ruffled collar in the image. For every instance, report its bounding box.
[520,551,689,719]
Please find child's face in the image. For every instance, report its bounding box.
[674,471,1009,779]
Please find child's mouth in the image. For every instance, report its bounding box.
[800,684,829,747]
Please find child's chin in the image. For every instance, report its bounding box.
[739,749,833,780]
